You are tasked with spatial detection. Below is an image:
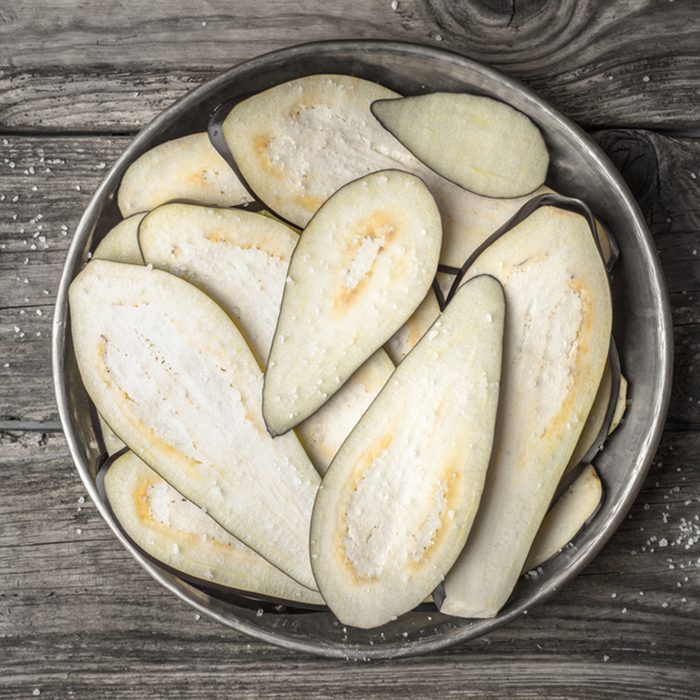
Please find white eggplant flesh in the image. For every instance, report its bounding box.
[371,93,549,198]
[263,170,441,435]
[117,132,252,217]
[385,290,441,365]
[222,73,555,268]
[93,213,146,264]
[298,352,395,474]
[138,203,394,473]
[310,275,505,629]
[610,374,628,433]
[440,205,612,619]
[93,214,145,457]
[524,465,603,572]
[69,260,320,589]
[98,414,125,456]
[565,360,613,474]
[105,452,323,605]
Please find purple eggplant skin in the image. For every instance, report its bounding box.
[579,339,623,465]
[207,96,297,226]
[261,168,441,437]
[370,94,549,202]
[444,190,622,512]
[446,192,610,304]
[94,452,326,612]
[208,99,252,190]
[551,338,622,503]
[97,451,439,615]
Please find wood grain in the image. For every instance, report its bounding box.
[0,16,698,689]
[0,0,698,133]
[0,135,129,421]
[0,430,697,698]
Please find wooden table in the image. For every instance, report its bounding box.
[1,2,698,697]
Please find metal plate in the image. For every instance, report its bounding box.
[52,40,673,660]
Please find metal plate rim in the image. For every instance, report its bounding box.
[52,38,673,660]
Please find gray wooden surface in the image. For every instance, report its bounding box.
[1,1,699,697]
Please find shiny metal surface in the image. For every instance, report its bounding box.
[52,40,673,659]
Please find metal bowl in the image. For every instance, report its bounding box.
[52,40,672,659]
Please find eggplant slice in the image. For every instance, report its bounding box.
[93,213,147,265]
[117,132,253,217]
[524,464,603,572]
[138,202,394,473]
[98,414,125,456]
[94,215,146,455]
[385,290,442,365]
[297,352,395,473]
[69,261,320,589]
[565,360,614,474]
[221,73,560,268]
[263,170,441,436]
[104,451,323,605]
[310,275,505,629]
[371,93,549,198]
[440,200,612,619]
[611,374,628,433]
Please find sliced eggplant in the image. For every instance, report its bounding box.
[138,202,394,473]
[69,260,320,589]
[93,213,146,264]
[566,341,625,473]
[565,360,614,474]
[221,74,555,268]
[610,374,628,433]
[440,201,612,619]
[310,275,505,629]
[104,451,323,605]
[371,93,549,198]
[98,414,125,456]
[386,214,615,362]
[298,352,395,474]
[117,132,253,217]
[139,204,298,365]
[385,290,441,365]
[93,217,145,456]
[524,465,603,572]
[263,169,441,436]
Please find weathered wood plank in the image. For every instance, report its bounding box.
[2,129,698,424]
[0,0,698,132]
[0,136,130,420]
[0,430,697,697]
